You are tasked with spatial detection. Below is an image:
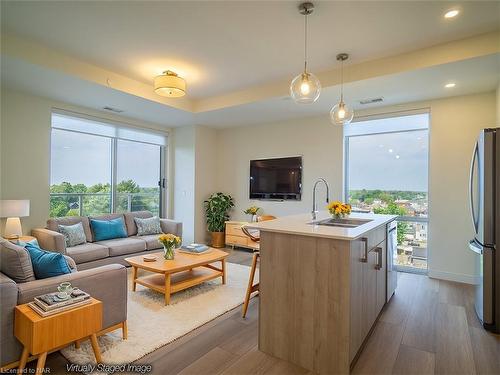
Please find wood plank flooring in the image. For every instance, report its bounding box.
[34,248,499,374]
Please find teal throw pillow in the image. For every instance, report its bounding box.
[25,243,72,279]
[134,216,161,236]
[90,217,128,241]
[58,222,87,247]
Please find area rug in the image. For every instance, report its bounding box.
[61,262,257,364]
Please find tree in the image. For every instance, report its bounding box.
[373,202,409,245]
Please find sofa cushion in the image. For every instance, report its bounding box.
[66,243,109,264]
[132,235,162,250]
[58,222,87,247]
[124,211,153,236]
[95,237,147,256]
[0,238,35,283]
[135,216,161,236]
[90,217,128,242]
[47,216,93,242]
[25,243,72,279]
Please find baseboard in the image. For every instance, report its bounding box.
[428,269,479,285]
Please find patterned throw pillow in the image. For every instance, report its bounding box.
[134,216,162,236]
[58,222,87,247]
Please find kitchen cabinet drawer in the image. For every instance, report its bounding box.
[363,225,386,251]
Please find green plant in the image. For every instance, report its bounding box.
[204,192,234,232]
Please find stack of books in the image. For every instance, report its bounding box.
[179,243,211,255]
[28,289,91,317]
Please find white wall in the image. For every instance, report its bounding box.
[0,88,171,234]
[216,92,497,284]
[172,125,196,243]
[216,115,344,221]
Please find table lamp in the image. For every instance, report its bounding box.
[0,200,30,239]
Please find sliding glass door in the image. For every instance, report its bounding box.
[344,113,429,272]
[116,139,162,216]
[50,112,167,217]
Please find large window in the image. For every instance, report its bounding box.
[345,113,429,272]
[50,112,167,217]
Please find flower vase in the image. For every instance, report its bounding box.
[163,245,175,260]
[251,214,258,222]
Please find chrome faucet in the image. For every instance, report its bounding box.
[312,178,330,220]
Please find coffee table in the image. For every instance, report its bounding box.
[125,248,228,305]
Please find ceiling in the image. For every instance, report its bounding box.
[2,1,499,99]
[1,1,499,128]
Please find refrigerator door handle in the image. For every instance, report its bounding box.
[469,141,479,235]
[469,239,483,255]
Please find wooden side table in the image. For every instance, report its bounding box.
[8,235,37,244]
[15,298,103,373]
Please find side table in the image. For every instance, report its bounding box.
[15,297,103,373]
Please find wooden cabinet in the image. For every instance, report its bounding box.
[225,221,259,250]
[349,227,388,363]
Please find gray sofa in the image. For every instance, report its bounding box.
[0,239,127,367]
[32,211,182,270]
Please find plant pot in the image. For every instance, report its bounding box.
[211,231,225,248]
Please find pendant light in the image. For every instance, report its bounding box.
[290,2,321,104]
[330,53,354,125]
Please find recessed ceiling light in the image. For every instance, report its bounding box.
[445,82,456,88]
[388,149,394,153]
[444,9,460,19]
[395,155,400,159]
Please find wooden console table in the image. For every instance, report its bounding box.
[225,221,259,251]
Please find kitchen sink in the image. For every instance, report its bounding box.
[309,217,373,228]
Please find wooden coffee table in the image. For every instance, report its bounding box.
[125,248,228,305]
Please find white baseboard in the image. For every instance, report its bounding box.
[428,269,479,285]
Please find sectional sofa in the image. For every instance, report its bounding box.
[32,211,182,270]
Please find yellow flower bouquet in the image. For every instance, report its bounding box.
[243,206,260,221]
[158,233,182,260]
[327,201,352,219]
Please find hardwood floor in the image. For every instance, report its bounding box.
[36,248,499,374]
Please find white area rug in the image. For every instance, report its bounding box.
[61,262,256,365]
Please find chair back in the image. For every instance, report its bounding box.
[257,215,277,222]
[242,215,276,243]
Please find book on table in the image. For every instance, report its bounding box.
[29,289,91,316]
[179,243,211,255]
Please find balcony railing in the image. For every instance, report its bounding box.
[49,192,160,217]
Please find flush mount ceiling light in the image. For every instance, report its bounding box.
[154,70,186,97]
[290,2,321,104]
[445,82,456,88]
[330,53,354,126]
[444,9,460,19]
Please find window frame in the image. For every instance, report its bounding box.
[49,112,168,217]
[343,111,430,273]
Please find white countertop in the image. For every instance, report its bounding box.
[246,211,397,240]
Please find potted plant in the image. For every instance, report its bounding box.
[243,206,260,222]
[204,192,234,248]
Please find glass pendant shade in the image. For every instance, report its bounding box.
[290,72,321,104]
[330,101,354,125]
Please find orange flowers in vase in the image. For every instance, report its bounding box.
[327,201,351,219]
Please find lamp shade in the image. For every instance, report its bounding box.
[154,70,186,98]
[0,200,30,218]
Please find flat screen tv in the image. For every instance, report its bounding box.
[249,156,302,200]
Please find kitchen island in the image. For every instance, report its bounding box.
[247,212,397,374]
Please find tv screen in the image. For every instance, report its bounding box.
[249,156,302,200]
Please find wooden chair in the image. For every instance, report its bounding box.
[241,215,276,318]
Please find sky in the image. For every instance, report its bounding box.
[348,129,429,191]
[51,129,161,187]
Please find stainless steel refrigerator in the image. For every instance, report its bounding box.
[469,127,499,332]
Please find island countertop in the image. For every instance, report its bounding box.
[246,211,397,240]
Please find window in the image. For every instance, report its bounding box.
[50,112,167,217]
[344,113,429,272]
